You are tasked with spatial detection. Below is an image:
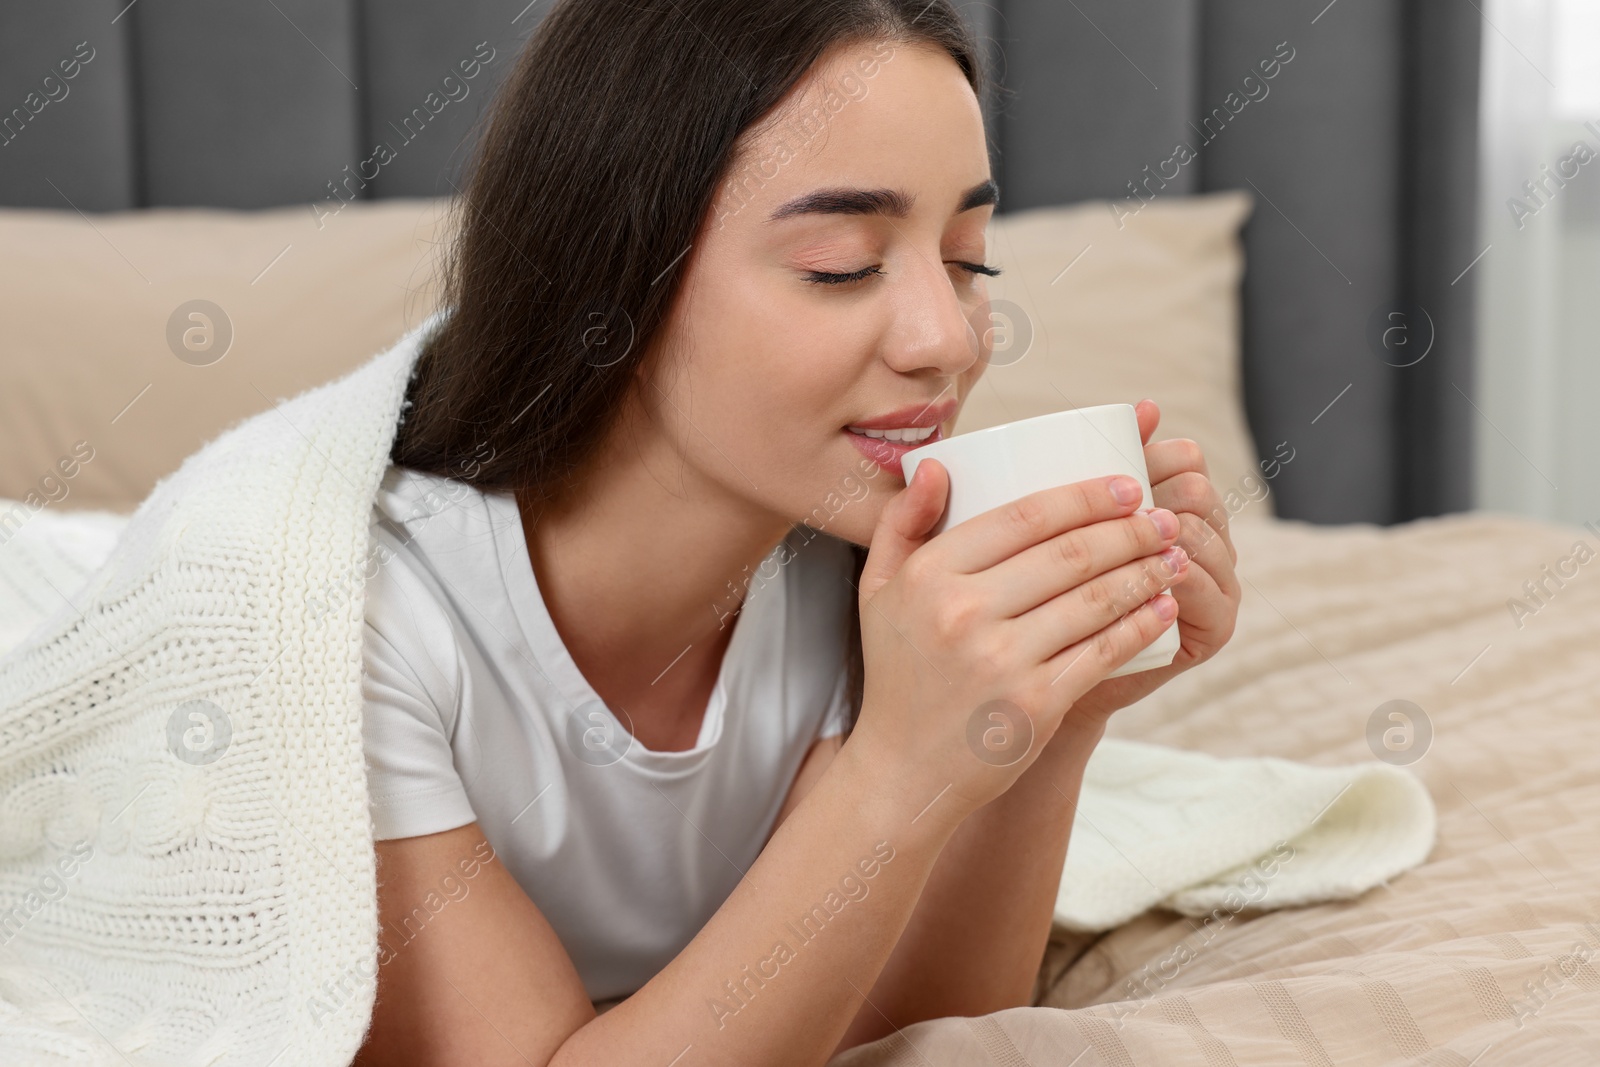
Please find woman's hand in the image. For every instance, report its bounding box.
[1060,398,1242,726]
[848,457,1188,827]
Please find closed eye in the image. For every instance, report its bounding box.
[804,265,885,286]
[803,261,1003,286]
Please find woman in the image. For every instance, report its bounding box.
[354,0,1241,1063]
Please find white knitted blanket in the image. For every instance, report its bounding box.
[1060,737,1434,931]
[0,314,1434,1065]
[0,314,431,1067]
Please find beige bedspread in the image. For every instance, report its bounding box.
[835,510,1600,1066]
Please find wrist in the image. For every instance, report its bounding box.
[1041,704,1108,763]
[987,725,1097,833]
[828,725,967,850]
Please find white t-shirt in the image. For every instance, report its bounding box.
[358,465,858,1000]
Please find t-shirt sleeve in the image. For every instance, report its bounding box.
[360,619,478,841]
[817,667,853,740]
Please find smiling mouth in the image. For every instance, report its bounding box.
[844,424,939,444]
[841,394,958,476]
[841,423,944,478]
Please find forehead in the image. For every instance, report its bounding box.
[711,40,987,229]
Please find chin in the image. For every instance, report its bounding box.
[802,499,882,550]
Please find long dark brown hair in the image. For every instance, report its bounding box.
[391,0,991,732]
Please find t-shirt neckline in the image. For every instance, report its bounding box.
[485,490,776,772]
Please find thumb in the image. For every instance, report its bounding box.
[1134,398,1161,445]
[859,459,949,601]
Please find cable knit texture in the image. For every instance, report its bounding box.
[0,311,443,1066]
[0,307,1435,1062]
[1062,737,1436,931]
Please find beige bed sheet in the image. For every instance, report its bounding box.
[834,509,1600,1066]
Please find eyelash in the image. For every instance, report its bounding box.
[803,261,1003,286]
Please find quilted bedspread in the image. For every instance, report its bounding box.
[836,510,1600,1066]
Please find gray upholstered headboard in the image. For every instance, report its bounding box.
[0,0,1481,525]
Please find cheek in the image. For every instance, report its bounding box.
[952,301,990,410]
[650,318,864,511]
[659,250,906,535]
[684,335,858,452]
[956,363,984,415]
[705,263,862,411]
[694,275,872,446]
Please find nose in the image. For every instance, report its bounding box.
[878,251,985,380]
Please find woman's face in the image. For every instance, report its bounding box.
[636,38,996,548]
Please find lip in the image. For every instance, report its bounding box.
[843,420,947,479]
[844,422,940,476]
[845,396,959,431]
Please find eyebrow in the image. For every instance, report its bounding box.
[766,177,999,222]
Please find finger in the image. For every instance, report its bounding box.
[1171,510,1239,603]
[1165,537,1233,652]
[1144,436,1236,564]
[1135,399,1161,446]
[859,458,950,601]
[940,473,1146,575]
[1144,437,1211,485]
[1039,592,1180,701]
[1015,543,1189,666]
[985,506,1181,617]
[1154,470,1238,569]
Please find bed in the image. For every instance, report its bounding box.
[843,508,1600,1064]
[4,185,1597,1064]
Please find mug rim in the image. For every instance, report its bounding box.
[905,401,1136,459]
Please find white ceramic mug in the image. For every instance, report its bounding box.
[901,403,1181,678]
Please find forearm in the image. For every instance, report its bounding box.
[839,717,1102,1044]
[550,737,957,1067]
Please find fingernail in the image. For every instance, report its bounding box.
[1160,545,1188,573]
[1154,594,1178,620]
[1148,508,1179,540]
[1110,476,1142,505]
